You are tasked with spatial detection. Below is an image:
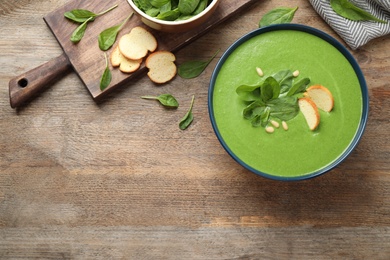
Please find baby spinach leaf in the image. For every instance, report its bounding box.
[70,17,93,43]
[157,8,181,21]
[272,70,293,93]
[193,0,209,15]
[179,95,195,130]
[151,0,171,8]
[98,13,133,51]
[261,77,279,102]
[243,101,266,120]
[179,0,201,15]
[268,96,299,121]
[65,4,118,23]
[236,84,262,102]
[67,4,118,43]
[259,7,298,27]
[65,9,97,23]
[141,94,179,108]
[330,0,387,23]
[100,53,112,91]
[251,107,270,127]
[286,77,310,97]
[178,49,220,79]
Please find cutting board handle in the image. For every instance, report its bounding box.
[9,53,72,108]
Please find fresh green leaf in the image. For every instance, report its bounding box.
[100,53,112,91]
[98,13,133,51]
[259,7,298,27]
[236,84,262,102]
[141,94,179,108]
[157,8,181,20]
[261,76,280,102]
[150,0,171,8]
[268,96,299,121]
[178,0,201,15]
[178,49,219,79]
[330,0,387,23]
[272,70,294,93]
[64,9,97,23]
[286,77,310,97]
[64,4,118,23]
[193,0,209,15]
[179,95,195,130]
[70,17,93,43]
[243,101,266,120]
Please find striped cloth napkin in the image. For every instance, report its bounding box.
[309,0,390,49]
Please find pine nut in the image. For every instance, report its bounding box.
[270,120,280,128]
[265,126,274,133]
[256,67,264,77]
[293,70,300,77]
[282,121,288,130]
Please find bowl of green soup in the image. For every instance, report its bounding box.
[208,24,369,181]
[128,0,220,33]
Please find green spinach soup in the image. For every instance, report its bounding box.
[211,27,364,179]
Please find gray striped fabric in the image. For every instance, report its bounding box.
[310,0,390,49]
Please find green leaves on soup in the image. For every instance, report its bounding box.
[330,0,387,23]
[236,69,308,128]
[133,0,212,21]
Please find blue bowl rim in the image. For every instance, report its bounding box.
[208,24,369,181]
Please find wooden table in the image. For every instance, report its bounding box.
[1,0,389,258]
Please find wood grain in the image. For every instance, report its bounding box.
[1,0,390,259]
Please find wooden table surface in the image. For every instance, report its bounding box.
[1,0,389,259]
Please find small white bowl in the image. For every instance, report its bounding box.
[127,0,220,33]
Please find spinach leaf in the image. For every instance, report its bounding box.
[141,94,179,108]
[286,77,310,97]
[98,13,133,51]
[157,8,181,21]
[65,4,118,23]
[65,9,97,23]
[178,49,220,79]
[179,0,201,15]
[268,96,299,121]
[66,4,118,43]
[259,7,298,27]
[330,0,387,23]
[272,70,293,93]
[261,76,280,102]
[179,95,195,130]
[251,107,270,127]
[236,84,262,102]
[70,17,93,43]
[243,101,266,120]
[151,0,171,8]
[193,0,209,15]
[100,53,112,91]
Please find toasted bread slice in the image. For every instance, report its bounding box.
[305,85,334,112]
[145,51,177,84]
[110,46,142,73]
[118,26,158,60]
[299,97,320,131]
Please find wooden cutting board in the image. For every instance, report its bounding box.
[9,0,258,108]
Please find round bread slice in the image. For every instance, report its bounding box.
[305,85,334,112]
[110,46,142,73]
[145,51,177,84]
[118,26,158,60]
[298,97,320,131]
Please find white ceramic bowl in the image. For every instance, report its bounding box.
[127,0,220,33]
